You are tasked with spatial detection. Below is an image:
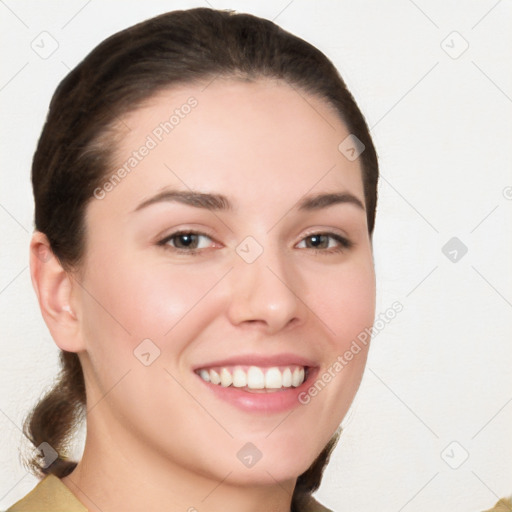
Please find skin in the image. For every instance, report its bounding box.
[31,78,376,512]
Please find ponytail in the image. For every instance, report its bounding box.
[22,351,85,478]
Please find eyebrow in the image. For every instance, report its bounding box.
[133,189,365,213]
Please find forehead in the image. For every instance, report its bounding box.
[95,78,365,215]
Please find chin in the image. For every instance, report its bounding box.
[227,445,321,487]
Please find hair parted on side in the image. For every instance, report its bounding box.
[23,7,378,510]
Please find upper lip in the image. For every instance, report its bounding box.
[193,353,318,371]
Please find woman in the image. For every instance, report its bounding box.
[6,7,379,512]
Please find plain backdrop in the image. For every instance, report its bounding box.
[1,1,511,511]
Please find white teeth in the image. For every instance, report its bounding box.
[199,369,210,382]
[265,367,282,389]
[209,369,221,385]
[282,368,292,387]
[232,367,247,387]
[220,368,233,387]
[292,367,304,387]
[247,366,265,389]
[197,365,307,390]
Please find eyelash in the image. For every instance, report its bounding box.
[157,230,353,255]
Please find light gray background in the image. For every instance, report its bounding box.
[1,1,511,511]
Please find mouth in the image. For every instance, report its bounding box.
[194,364,311,393]
[192,364,320,413]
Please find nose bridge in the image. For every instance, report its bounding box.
[227,234,304,331]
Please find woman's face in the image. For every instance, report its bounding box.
[72,78,375,485]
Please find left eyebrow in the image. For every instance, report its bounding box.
[297,192,365,211]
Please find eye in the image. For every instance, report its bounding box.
[158,230,216,254]
[296,232,353,253]
[157,230,353,255]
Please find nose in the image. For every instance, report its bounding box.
[226,241,306,334]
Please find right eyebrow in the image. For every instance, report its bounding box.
[132,189,232,213]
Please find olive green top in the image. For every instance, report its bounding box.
[6,475,87,512]
[8,475,509,512]
[5,474,333,512]
[481,496,512,512]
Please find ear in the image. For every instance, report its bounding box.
[29,231,85,353]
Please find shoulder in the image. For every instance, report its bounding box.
[5,474,87,512]
[301,494,334,512]
[481,496,512,512]
[300,495,512,512]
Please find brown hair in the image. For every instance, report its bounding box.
[23,7,378,510]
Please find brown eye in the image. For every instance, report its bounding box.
[170,233,200,249]
[158,231,214,253]
[297,233,353,253]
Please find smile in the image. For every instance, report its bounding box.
[194,365,309,392]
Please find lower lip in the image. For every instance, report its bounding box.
[194,367,319,413]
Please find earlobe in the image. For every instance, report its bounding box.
[29,231,84,352]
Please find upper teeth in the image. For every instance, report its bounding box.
[196,365,306,389]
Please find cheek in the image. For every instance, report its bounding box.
[307,257,376,348]
[78,253,226,359]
